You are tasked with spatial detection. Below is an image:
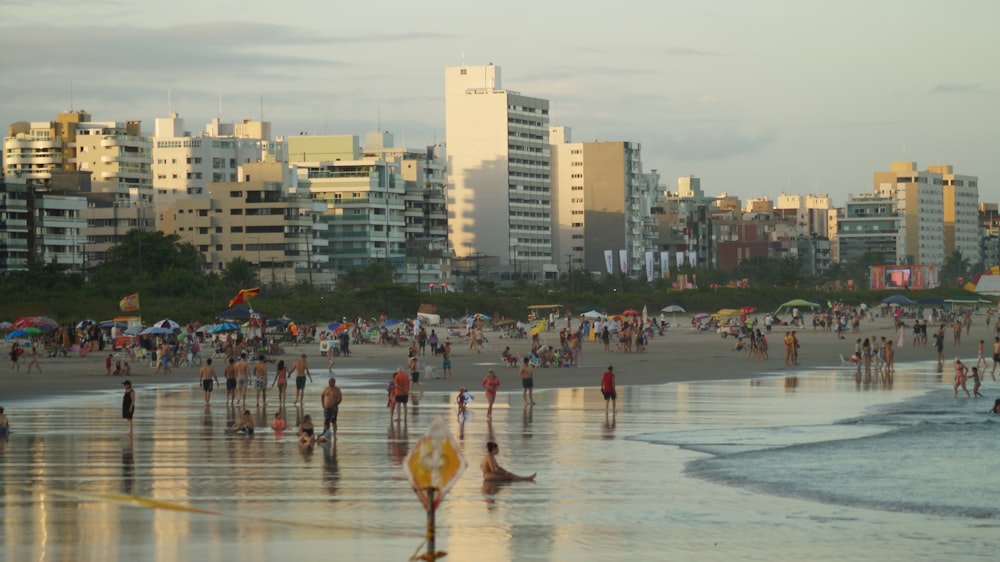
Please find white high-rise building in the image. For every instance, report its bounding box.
[445,63,554,279]
[151,113,272,214]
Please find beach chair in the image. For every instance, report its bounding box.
[838,353,855,368]
[423,364,439,379]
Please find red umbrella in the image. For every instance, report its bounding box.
[11,316,59,332]
[333,322,355,334]
[621,309,639,316]
[741,306,757,314]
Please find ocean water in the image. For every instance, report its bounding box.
[1,362,999,561]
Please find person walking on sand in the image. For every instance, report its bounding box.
[976,340,988,371]
[441,339,453,379]
[784,331,794,367]
[199,359,220,406]
[519,356,535,405]
[970,367,984,398]
[291,354,313,405]
[271,360,290,408]
[236,353,249,406]
[392,367,411,422]
[25,346,41,374]
[954,358,970,398]
[482,369,501,417]
[9,344,24,373]
[601,365,617,415]
[992,337,1000,380]
[480,442,536,482]
[121,380,136,433]
[224,358,237,406]
[320,377,343,441]
[254,354,268,406]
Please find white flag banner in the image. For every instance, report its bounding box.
[619,250,628,273]
[688,251,697,267]
[660,251,670,278]
[604,250,614,274]
[676,251,684,268]
[645,251,654,282]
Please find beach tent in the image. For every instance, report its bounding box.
[581,310,603,319]
[881,294,916,305]
[780,299,821,308]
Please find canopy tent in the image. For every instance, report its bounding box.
[780,299,822,308]
[881,294,916,305]
[575,305,601,313]
[581,310,603,319]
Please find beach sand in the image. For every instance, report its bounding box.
[2,313,975,401]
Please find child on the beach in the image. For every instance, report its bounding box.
[456,386,473,415]
[271,412,287,431]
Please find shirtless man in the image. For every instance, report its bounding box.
[991,337,1000,379]
[480,442,536,481]
[224,358,237,406]
[392,367,410,422]
[407,353,423,399]
[519,357,535,405]
[254,355,268,406]
[291,353,313,405]
[320,377,343,441]
[199,359,220,406]
[235,353,249,406]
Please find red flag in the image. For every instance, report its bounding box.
[229,287,261,307]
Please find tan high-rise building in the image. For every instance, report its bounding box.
[929,164,980,263]
[550,127,655,276]
[445,63,553,279]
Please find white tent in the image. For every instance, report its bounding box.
[417,312,441,326]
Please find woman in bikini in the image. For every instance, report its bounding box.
[481,369,501,417]
[271,359,289,407]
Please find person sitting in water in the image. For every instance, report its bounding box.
[297,414,327,444]
[480,441,536,482]
[271,411,287,431]
[989,399,1000,414]
[227,410,255,435]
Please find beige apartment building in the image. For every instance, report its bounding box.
[445,63,555,279]
[160,162,325,285]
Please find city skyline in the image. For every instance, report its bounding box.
[1,0,996,205]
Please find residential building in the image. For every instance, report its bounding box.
[445,63,555,280]
[836,193,902,265]
[159,161,326,285]
[290,135,405,286]
[550,126,656,276]
[929,164,980,264]
[0,173,88,274]
[151,113,273,213]
[873,162,945,265]
[775,193,833,238]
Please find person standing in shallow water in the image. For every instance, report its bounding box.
[954,358,970,398]
[122,380,135,433]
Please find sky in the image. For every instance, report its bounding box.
[1,0,996,206]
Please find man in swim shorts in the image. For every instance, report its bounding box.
[320,377,343,441]
[292,354,312,405]
[392,368,410,422]
[199,359,220,406]
[224,358,237,406]
[601,365,617,414]
[519,356,535,405]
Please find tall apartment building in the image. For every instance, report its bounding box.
[362,132,450,289]
[445,63,554,279]
[151,113,273,214]
[159,161,325,286]
[0,173,88,273]
[776,193,833,237]
[550,126,656,276]
[289,135,406,286]
[874,161,977,266]
[930,164,980,263]
[5,111,153,269]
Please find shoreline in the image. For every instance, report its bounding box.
[1,313,984,406]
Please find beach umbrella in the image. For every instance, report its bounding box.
[473,313,492,321]
[196,324,215,333]
[581,310,603,319]
[575,305,601,313]
[139,326,174,336]
[741,306,757,314]
[661,305,685,313]
[155,318,181,330]
[209,322,240,334]
[621,308,639,316]
[333,322,355,334]
[76,319,96,329]
[327,321,342,331]
[530,321,546,336]
[381,318,403,328]
[124,325,144,336]
[12,316,59,331]
[6,329,30,339]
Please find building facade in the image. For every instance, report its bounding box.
[445,63,555,280]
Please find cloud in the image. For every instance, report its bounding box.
[661,46,722,57]
[654,126,778,161]
[930,83,985,95]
